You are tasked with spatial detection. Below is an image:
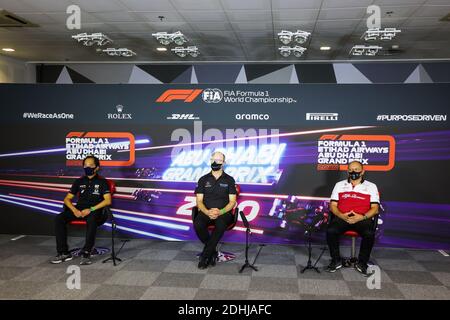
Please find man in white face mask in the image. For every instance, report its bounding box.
[194,151,237,269]
[326,160,380,276]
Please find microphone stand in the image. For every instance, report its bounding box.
[102,209,128,266]
[239,211,261,273]
[300,227,325,273]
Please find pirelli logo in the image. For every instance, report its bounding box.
[156,89,203,103]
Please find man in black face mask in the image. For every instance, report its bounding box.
[194,151,237,269]
[326,161,380,276]
[51,155,111,265]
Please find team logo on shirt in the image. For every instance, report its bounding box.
[205,181,212,188]
[342,193,366,200]
[93,184,100,195]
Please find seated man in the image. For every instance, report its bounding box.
[51,155,112,265]
[194,151,237,269]
[326,160,380,276]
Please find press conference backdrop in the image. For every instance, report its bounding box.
[0,83,449,250]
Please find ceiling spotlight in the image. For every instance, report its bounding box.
[279,33,292,45]
[279,46,291,57]
[380,28,401,41]
[2,48,15,52]
[278,45,307,58]
[152,31,187,46]
[365,48,379,56]
[189,50,199,58]
[173,35,186,46]
[278,30,311,45]
[350,45,382,56]
[159,37,171,46]
[320,46,331,51]
[293,47,306,57]
[363,28,379,41]
[72,32,112,46]
[362,28,401,41]
[171,46,199,58]
[102,48,136,57]
[156,47,167,52]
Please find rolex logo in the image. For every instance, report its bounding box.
[108,104,132,120]
[116,104,124,113]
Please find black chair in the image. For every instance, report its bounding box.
[192,206,239,262]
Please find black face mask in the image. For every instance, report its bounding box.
[84,167,97,176]
[348,171,362,181]
[211,162,222,171]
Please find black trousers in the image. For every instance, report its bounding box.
[55,207,102,254]
[193,211,233,258]
[326,216,376,264]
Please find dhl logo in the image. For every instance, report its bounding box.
[156,89,203,103]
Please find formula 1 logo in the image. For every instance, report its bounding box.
[156,89,203,103]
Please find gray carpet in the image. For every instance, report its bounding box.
[0,234,449,300]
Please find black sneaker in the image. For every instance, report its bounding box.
[355,261,369,276]
[79,251,92,265]
[198,256,210,269]
[209,251,218,267]
[325,259,343,273]
[50,253,73,264]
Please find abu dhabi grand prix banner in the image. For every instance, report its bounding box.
[0,83,449,250]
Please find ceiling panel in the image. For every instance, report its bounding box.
[221,0,271,11]
[71,0,127,12]
[273,9,319,21]
[322,0,373,9]
[227,10,272,21]
[318,7,367,20]
[179,11,227,22]
[170,0,223,11]
[413,5,450,18]
[272,0,322,10]
[119,0,175,11]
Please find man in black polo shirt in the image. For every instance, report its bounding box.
[194,151,237,269]
[51,155,111,265]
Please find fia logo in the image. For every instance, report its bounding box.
[202,88,223,103]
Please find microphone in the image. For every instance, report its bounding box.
[239,210,250,230]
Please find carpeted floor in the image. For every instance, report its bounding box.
[0,234,448,300]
